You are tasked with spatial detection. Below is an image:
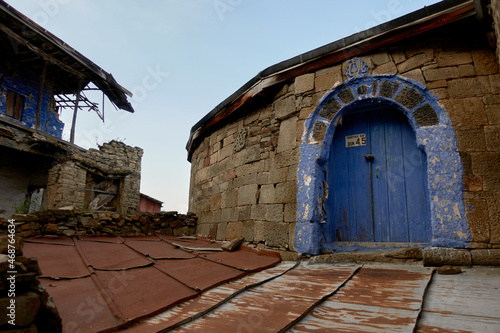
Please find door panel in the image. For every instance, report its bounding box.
[327,106,430,245]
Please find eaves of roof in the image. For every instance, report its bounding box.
[186,0,480,161]
[0,0,134,112]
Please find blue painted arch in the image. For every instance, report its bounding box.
[295,74,470,254]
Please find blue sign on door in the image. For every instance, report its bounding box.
[326,105,431,245]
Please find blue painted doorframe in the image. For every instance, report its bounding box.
[295,75,470,254]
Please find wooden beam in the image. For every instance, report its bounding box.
[69,81,82,144]
[35,61,48,130]
[0,22,86,80]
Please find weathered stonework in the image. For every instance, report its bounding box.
[3,210,197,237]
[188,3,500,256]
[45,140,143,215]
[0,235,62,332]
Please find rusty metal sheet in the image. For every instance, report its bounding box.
[162,237,222,250]
[125,239,196,259]
[23,242,90,278]
[78,235,123,243]
[24,235,75,245]
[174,290,320,333]
[123,235,162,241]
[416,266,500,332]
[127,285,237,333]
[331,266,433,310]
[290,265,432,332]
[171,263,360,332]
[128,262,297,332]
[155,258,245,291]
[288,301,418,332]
[94,266,198,322]
[256,263,360,300]
[76,239,152,270]
[200,247,280,271]
[39,277,122,333]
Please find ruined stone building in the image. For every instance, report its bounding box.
[0,1,142,217]
[187,0,500,256]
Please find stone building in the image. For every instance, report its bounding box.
[187,0,500,255]
[0,1,140,217]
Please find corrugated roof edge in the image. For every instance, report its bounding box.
[0,0,134,112]
[186,0,477,161]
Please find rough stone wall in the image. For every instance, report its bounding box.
[189,20,500,251]
[46,140,143,214]
[3,210,197,237]
[0,235,62,332]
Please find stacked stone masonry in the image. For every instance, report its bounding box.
[189,20,500,252]
[2,210,197,238]
[0,235,62,332]
[45,140,143,215]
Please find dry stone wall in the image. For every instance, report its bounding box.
[189,20,500,251]
[0,235,62,332]
[2,210,197,238]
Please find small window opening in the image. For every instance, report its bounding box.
[85,172,121,212]
[6,90,24,120]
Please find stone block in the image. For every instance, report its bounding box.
[463,175,483,192]
[266,204,284,222]
[277,117,297,153]
[372,61,398,75]
[371,51,391,66]
[210,193,222,211]
[483,175,500,191]
[274,96,296,120]
[284,203,297,222]
[259,184,276,204]
[490,74,500,94]
[448,78,490,98]
[264,222,289,248]
[466,199,490,243]
[225,222,243,240]
[216,222,227,240]
[0,292,40,326]
[471,152,500,175]
[244,146,261,164]
[455,127,486,151]
[423,67,459,81]
[422,247,472,266]
[275,182,297,204]
[458,64,475,77]
[484,125,500,151]
[241,221,255,241]
[238,205,251,220]
[0,235,24,255]
[397,52,433,73]
[436,51,472,67]
[315,65,342,92]
[237,184,258,206]
[402,68,425,85]
[295,73,315,94]
[448,97,488,126]
[471,49,499,76]
[471,249,500,265]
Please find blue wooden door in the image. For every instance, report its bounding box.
[326,106,430,244]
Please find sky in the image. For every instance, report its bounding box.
[6,0,440,213]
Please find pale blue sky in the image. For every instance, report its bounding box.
[6,0,439,212]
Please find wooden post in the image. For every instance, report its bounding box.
[35,62,48,130]
[69,81,82,144]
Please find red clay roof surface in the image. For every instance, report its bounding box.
[23,235,280,332]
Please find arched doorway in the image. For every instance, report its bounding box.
[326,103,430,248]
[296,74,470,254]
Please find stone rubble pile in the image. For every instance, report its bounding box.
[0,235,62,332]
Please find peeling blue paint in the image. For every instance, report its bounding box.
[0,67,64,138]
[296,75,470,254]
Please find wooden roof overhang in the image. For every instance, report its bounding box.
[0,0,134,113]
[186,0,486,161]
